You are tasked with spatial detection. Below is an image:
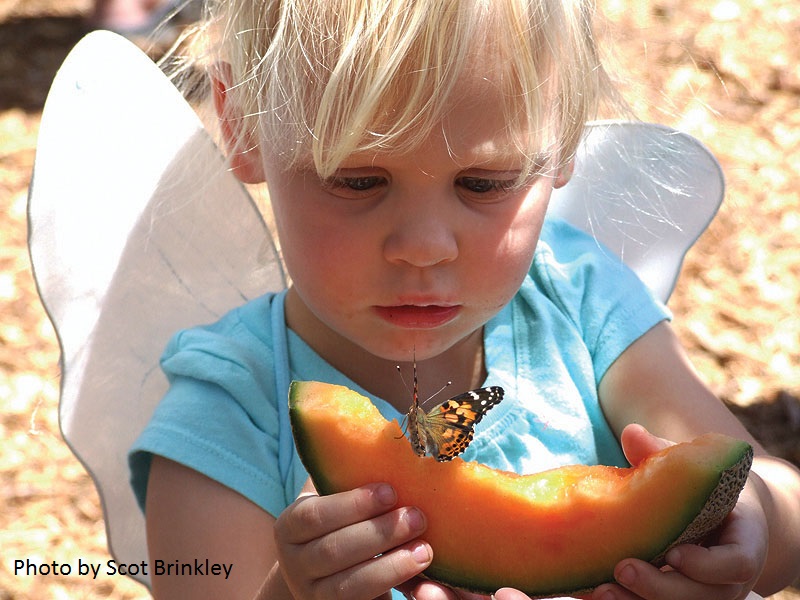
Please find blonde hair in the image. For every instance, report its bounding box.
[194,0,615,179]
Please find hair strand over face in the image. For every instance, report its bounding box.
[199,0,616,179]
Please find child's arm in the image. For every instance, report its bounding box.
[145,456,432,599]
[596,321,800,599]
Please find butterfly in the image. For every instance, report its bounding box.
[399,359,504,462]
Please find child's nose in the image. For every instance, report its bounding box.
[382,204,459,268]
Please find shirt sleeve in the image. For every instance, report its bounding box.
[128,308,294,518]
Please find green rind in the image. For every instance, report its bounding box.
[654,443,754,562]
[288,381,754,598]
[288,382,336,495]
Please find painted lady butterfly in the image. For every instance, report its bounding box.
[399,359,504,462]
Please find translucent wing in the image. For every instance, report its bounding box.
[27,31,286,586]
[547,121,724,302]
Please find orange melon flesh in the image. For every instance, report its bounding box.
[288,381,753,597]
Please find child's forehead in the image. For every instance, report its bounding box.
[387,76,556,164]
[286,80,557,175]
[317,117,552,173]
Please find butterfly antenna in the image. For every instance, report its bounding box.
[395,364,412,439]
[396,364,411,396]
[421,380,453,408]
[396,352,453,408]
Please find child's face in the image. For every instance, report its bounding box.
[265,75,568,365]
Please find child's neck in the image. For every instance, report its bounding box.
[393,334,487,413]
[332,333,486,414]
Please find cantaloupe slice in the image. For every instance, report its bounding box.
[288,380,753,598]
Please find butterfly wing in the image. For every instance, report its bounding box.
[418,386,504,461]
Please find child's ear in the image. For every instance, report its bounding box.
[211,63,266,184]
[553,159,575,189]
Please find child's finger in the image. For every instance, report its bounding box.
[608,558,744,600]
[665,543,761,586]
[275,482,398,544]
[618,424,672,467]
[590,583,642,600]
[399,578,490,600]
[493,587,534,599]
[395,577,460,600]
[303,539,433,600]
[664,497,766,586]
[300,505,428,578]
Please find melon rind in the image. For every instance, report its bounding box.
[653,444,753,562]
[553,445,754,599]
[288,381,753,598]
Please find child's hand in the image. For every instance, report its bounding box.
[586,491,767,600]
[273,481,433,599]
[396,582,584,600]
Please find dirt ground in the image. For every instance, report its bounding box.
[1,0,798,598]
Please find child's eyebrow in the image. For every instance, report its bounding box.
[456,150,554,171]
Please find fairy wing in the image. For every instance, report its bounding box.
[27,31,286,585]
[548,121,724,303]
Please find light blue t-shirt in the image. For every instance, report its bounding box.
[129,219,670,595]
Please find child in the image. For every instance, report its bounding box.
[127,1,800,599]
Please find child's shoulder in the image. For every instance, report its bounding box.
[528,218,668,327]
[536,217,618,265]
[161,292,280,377]
[533,217,632,289]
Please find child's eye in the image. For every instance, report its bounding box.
[342,176,384,191]
[322,175,387,197]
[456,176,517,197]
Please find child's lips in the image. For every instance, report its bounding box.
[373,304,462,329]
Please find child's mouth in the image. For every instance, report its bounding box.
[373,304,461,329]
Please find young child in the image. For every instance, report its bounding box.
[127,1,800,599]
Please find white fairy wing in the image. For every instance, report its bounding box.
[548,120,724,303]
[27,31,285,585]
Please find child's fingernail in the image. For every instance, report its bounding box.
[375,483,396,505]
[617,563,636,586]
[404,507,426,531]
[411,541,431,564]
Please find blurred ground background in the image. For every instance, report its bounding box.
[1,0,798,598]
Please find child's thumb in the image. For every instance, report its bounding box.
[620,423,673,467]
